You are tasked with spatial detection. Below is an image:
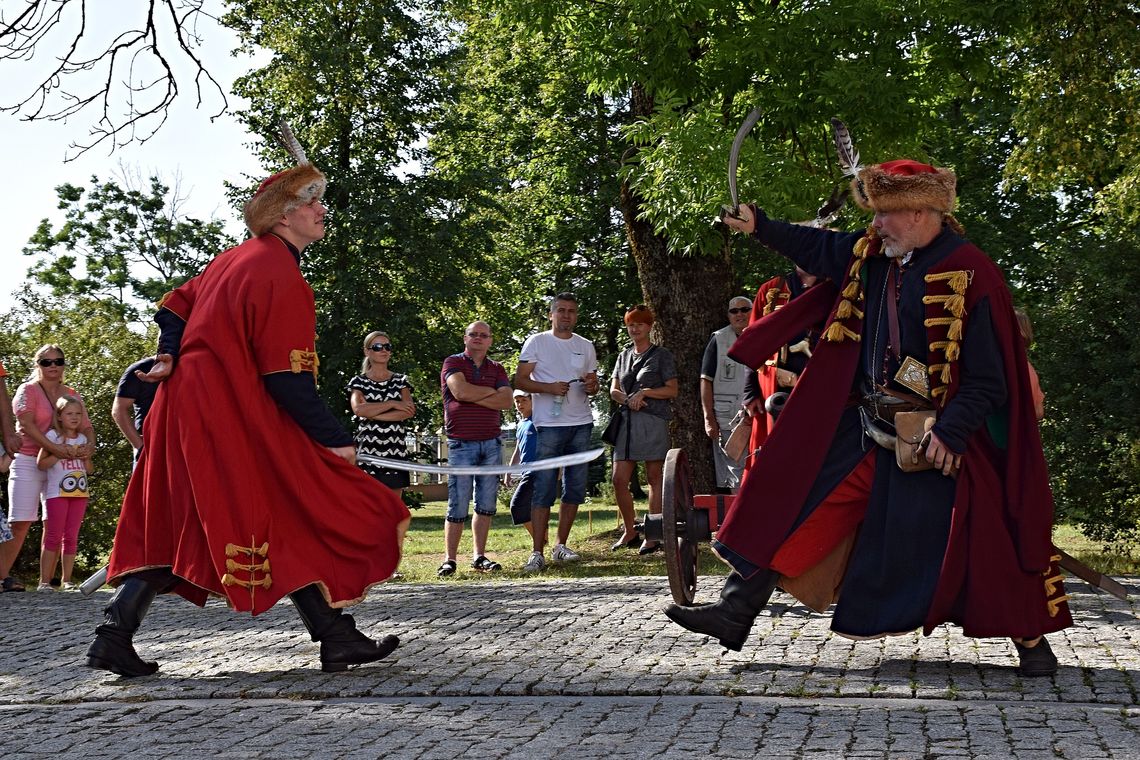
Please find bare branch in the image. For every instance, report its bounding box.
[0,0,229,160]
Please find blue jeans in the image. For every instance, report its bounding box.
[530,423,592,508]
[446,438,502,523]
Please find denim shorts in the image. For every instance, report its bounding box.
[509,471,534,525]
[530,423,592,509]
[445,437,502,523]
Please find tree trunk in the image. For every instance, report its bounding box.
[620,85,735,493]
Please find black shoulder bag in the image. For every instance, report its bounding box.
[602,347,657,448]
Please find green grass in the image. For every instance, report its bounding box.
[1053,524,1140,575]
[398,494,1140,583]
[396,492,729,583]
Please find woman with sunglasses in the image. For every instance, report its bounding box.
[348,331,417,491]
[608,305,678,554]
[1,344,95,592]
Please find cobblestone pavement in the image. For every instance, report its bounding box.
[3,576,1140,758]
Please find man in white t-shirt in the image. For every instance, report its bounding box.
[514,293,600,572]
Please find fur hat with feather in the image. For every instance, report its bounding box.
[243,122,327,237]
[853,159,956,214]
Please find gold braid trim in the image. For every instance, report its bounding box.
[923,317,964,341]
[842,280,861,300]
[929,363,953,384]
[835,300,864,320]
[225,542,269,558]
[763,286,789,316]
[222,539,272,598]
[924,269,973,295]
[824,322,861,343]
[929,340,961,362]
[931,386,948,400]
[922,293,966,318]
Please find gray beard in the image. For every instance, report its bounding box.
[882,243,909,259]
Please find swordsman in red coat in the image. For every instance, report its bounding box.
[666,159,1070,677]
[738,267,820,484]
[86,139,412,677]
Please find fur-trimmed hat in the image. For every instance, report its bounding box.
[243,164,327,237]
[853,159,956,214]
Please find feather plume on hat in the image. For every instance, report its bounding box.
[242,120,327,237]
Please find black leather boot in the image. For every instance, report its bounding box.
[85,577,160,677]
[290,584,399,673]
[1014,636,1058,677]
[664,570,778,651]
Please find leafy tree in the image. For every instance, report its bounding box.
[0,295,153,575]
[225,0,533,435]
[22,173,234,320]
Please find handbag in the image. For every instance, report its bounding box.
[601,408,622,445]
[894,410,937,473]
[604,346,658,450]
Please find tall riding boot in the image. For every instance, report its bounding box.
[290,584,399,673]
[85,577,161,677]
[664,570,779,651]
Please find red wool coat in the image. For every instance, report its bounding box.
[108,235,411,615]
[723,236,1071,639]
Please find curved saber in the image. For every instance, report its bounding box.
[722,107,762,220]
[357,447,605,477]
[80,447,606,596]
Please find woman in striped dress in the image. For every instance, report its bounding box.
[348,331,416,491]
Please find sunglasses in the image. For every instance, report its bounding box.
[37,358,66,367]
[368,343,394,352]
[625,304,649,312]
[728,307,751,315]
[466,332,491,339]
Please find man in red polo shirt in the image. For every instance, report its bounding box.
[438,320,513,577]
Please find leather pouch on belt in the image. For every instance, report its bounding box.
[894,410,937,473]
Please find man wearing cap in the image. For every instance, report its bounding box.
[86,150,412,676]
[438,321,513,577]
[699,296,753,492]
[666,159,1070,677]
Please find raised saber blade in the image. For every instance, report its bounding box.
[722,107,762,220]
[357,447,604,477]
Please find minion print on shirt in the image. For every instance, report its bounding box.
[57,468,89,498]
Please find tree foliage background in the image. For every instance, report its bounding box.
[4,0,1140,572]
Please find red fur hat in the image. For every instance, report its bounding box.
[242,164,326,237]
[853,159,956,214]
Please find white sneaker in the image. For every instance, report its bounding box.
[60,581,78,592]
[36,583,53,592]
[522,552,546,574]
[551,544,580,564]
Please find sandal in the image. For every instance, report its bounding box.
[610,532,641,551]
[638,542,663,556]
[2,576,26,592]
[437,560,457,578]
[471,556,502,572]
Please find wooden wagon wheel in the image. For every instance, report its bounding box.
[661,447,699,606]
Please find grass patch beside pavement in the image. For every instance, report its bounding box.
[394,492,1140,584]
[395,493,728,583]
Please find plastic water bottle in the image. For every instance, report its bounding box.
[551,394,564,418]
